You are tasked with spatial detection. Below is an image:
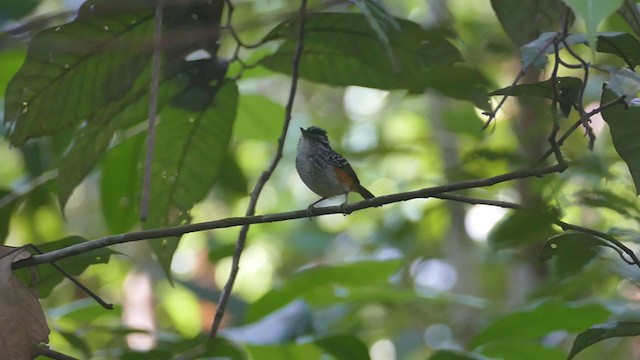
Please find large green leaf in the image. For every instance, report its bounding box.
[260,13,490,109]
[595,33,640,69]
[561,0,625,54]
[353,0,400,67]
[491,0,570,46]
[145,81,239,279]
[57,73,188,211]
[600,87,640,194]
[487,210,558,250]
[247,336,369,360]
[3,0,154,145]
[245,258,404,323]
[569,321,640,359]
[540,233,605,278]
[479,341,565,360]
[488,77,582,117]
[100,133,145,234]
[470,300,610,348]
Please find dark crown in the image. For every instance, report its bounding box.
[302,126,330,144]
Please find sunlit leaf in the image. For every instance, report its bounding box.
[569,321,640,359]
[561,0,625,56]
[470,300,610,348]
[0,189,19,244]
[245,258,404,323]
[100,133,145,234]
[234,94,283,141]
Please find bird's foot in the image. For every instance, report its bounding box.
[340,202,350,216]
[306,205,315,220]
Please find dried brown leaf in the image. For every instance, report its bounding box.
[0,246,49,359]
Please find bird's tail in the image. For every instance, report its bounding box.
[356,184,375,199]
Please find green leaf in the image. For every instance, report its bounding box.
[470,300,610,348]
[429,350,488,360]
[30,236,118,298]
[247,342,326,360]
[561,0,625,56]
[58,331,92,358]
[488,77,582,117]
[595,33,640,69]
[604,66,640,98]
[3,0,154,145]
[600,86,640,194]
[0,189,19,244]
[569,321,640,359]
[0,0,40,24]
[540,233,603,277]
[353,0,401,68]
[245,258,404,323]
[234,94,284,141]
[260,13,489,109]
[0,49,25,95]
[145,81,239,279]
[56,70,188,212]
[479,341,565,360]
[487,210,558,250]
[491,0,570,46]
[100,133,145,234]
[314,336,370,360]
[618,0,640,39]
[246,336,368,360]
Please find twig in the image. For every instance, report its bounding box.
[560,36,595,149]
[12,163,566,270]
[24,244,113,309]
[432,193,640,267]
[140,0,164,221]
[36,346,78,360]
[537,96,626,162]
[482,34,559,128]
[208,0,308,338]
[0,170,57,209]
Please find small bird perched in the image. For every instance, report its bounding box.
[296,126,375,215]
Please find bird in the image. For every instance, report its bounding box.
[296,126,375,216]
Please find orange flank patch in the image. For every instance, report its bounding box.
[333,167,357,191]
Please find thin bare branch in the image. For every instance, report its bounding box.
[140,0,164,221]
[13,163,565,271]
[208,0,308,338]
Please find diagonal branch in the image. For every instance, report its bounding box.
[208,0,308,338]
[12,163,565,271]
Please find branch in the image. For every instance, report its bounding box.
[208,0,308,338]
[12,163,565,270]
[433,193,640,268]
[482,34,559,128]
[140,0,164,221]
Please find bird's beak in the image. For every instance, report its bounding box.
[300,127,307,136]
